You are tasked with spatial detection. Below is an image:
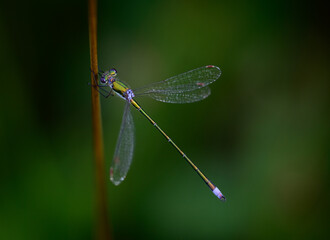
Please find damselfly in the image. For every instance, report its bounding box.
[93,65,225,201]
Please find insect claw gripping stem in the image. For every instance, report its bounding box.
[89,67,98,85]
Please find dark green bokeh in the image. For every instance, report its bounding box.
[0,0,329,239]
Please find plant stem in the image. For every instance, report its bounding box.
[88,0,111,239]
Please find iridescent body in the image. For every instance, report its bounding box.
[96,66,225,201]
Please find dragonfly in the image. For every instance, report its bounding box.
[92,65,225,201]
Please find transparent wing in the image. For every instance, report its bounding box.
[145,86,211,103]
[110,102,135,185]
[134,65,221,103]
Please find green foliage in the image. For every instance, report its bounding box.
[0,0,329,239]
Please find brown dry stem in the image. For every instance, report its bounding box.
[88,0,111,239]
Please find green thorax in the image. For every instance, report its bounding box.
[112,80,129,96]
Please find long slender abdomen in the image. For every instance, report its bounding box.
[129,98,225,201]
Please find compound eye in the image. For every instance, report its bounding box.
[100,77,106,83]
[110,68,117,76]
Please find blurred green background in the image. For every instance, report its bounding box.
[0,0,329,239]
